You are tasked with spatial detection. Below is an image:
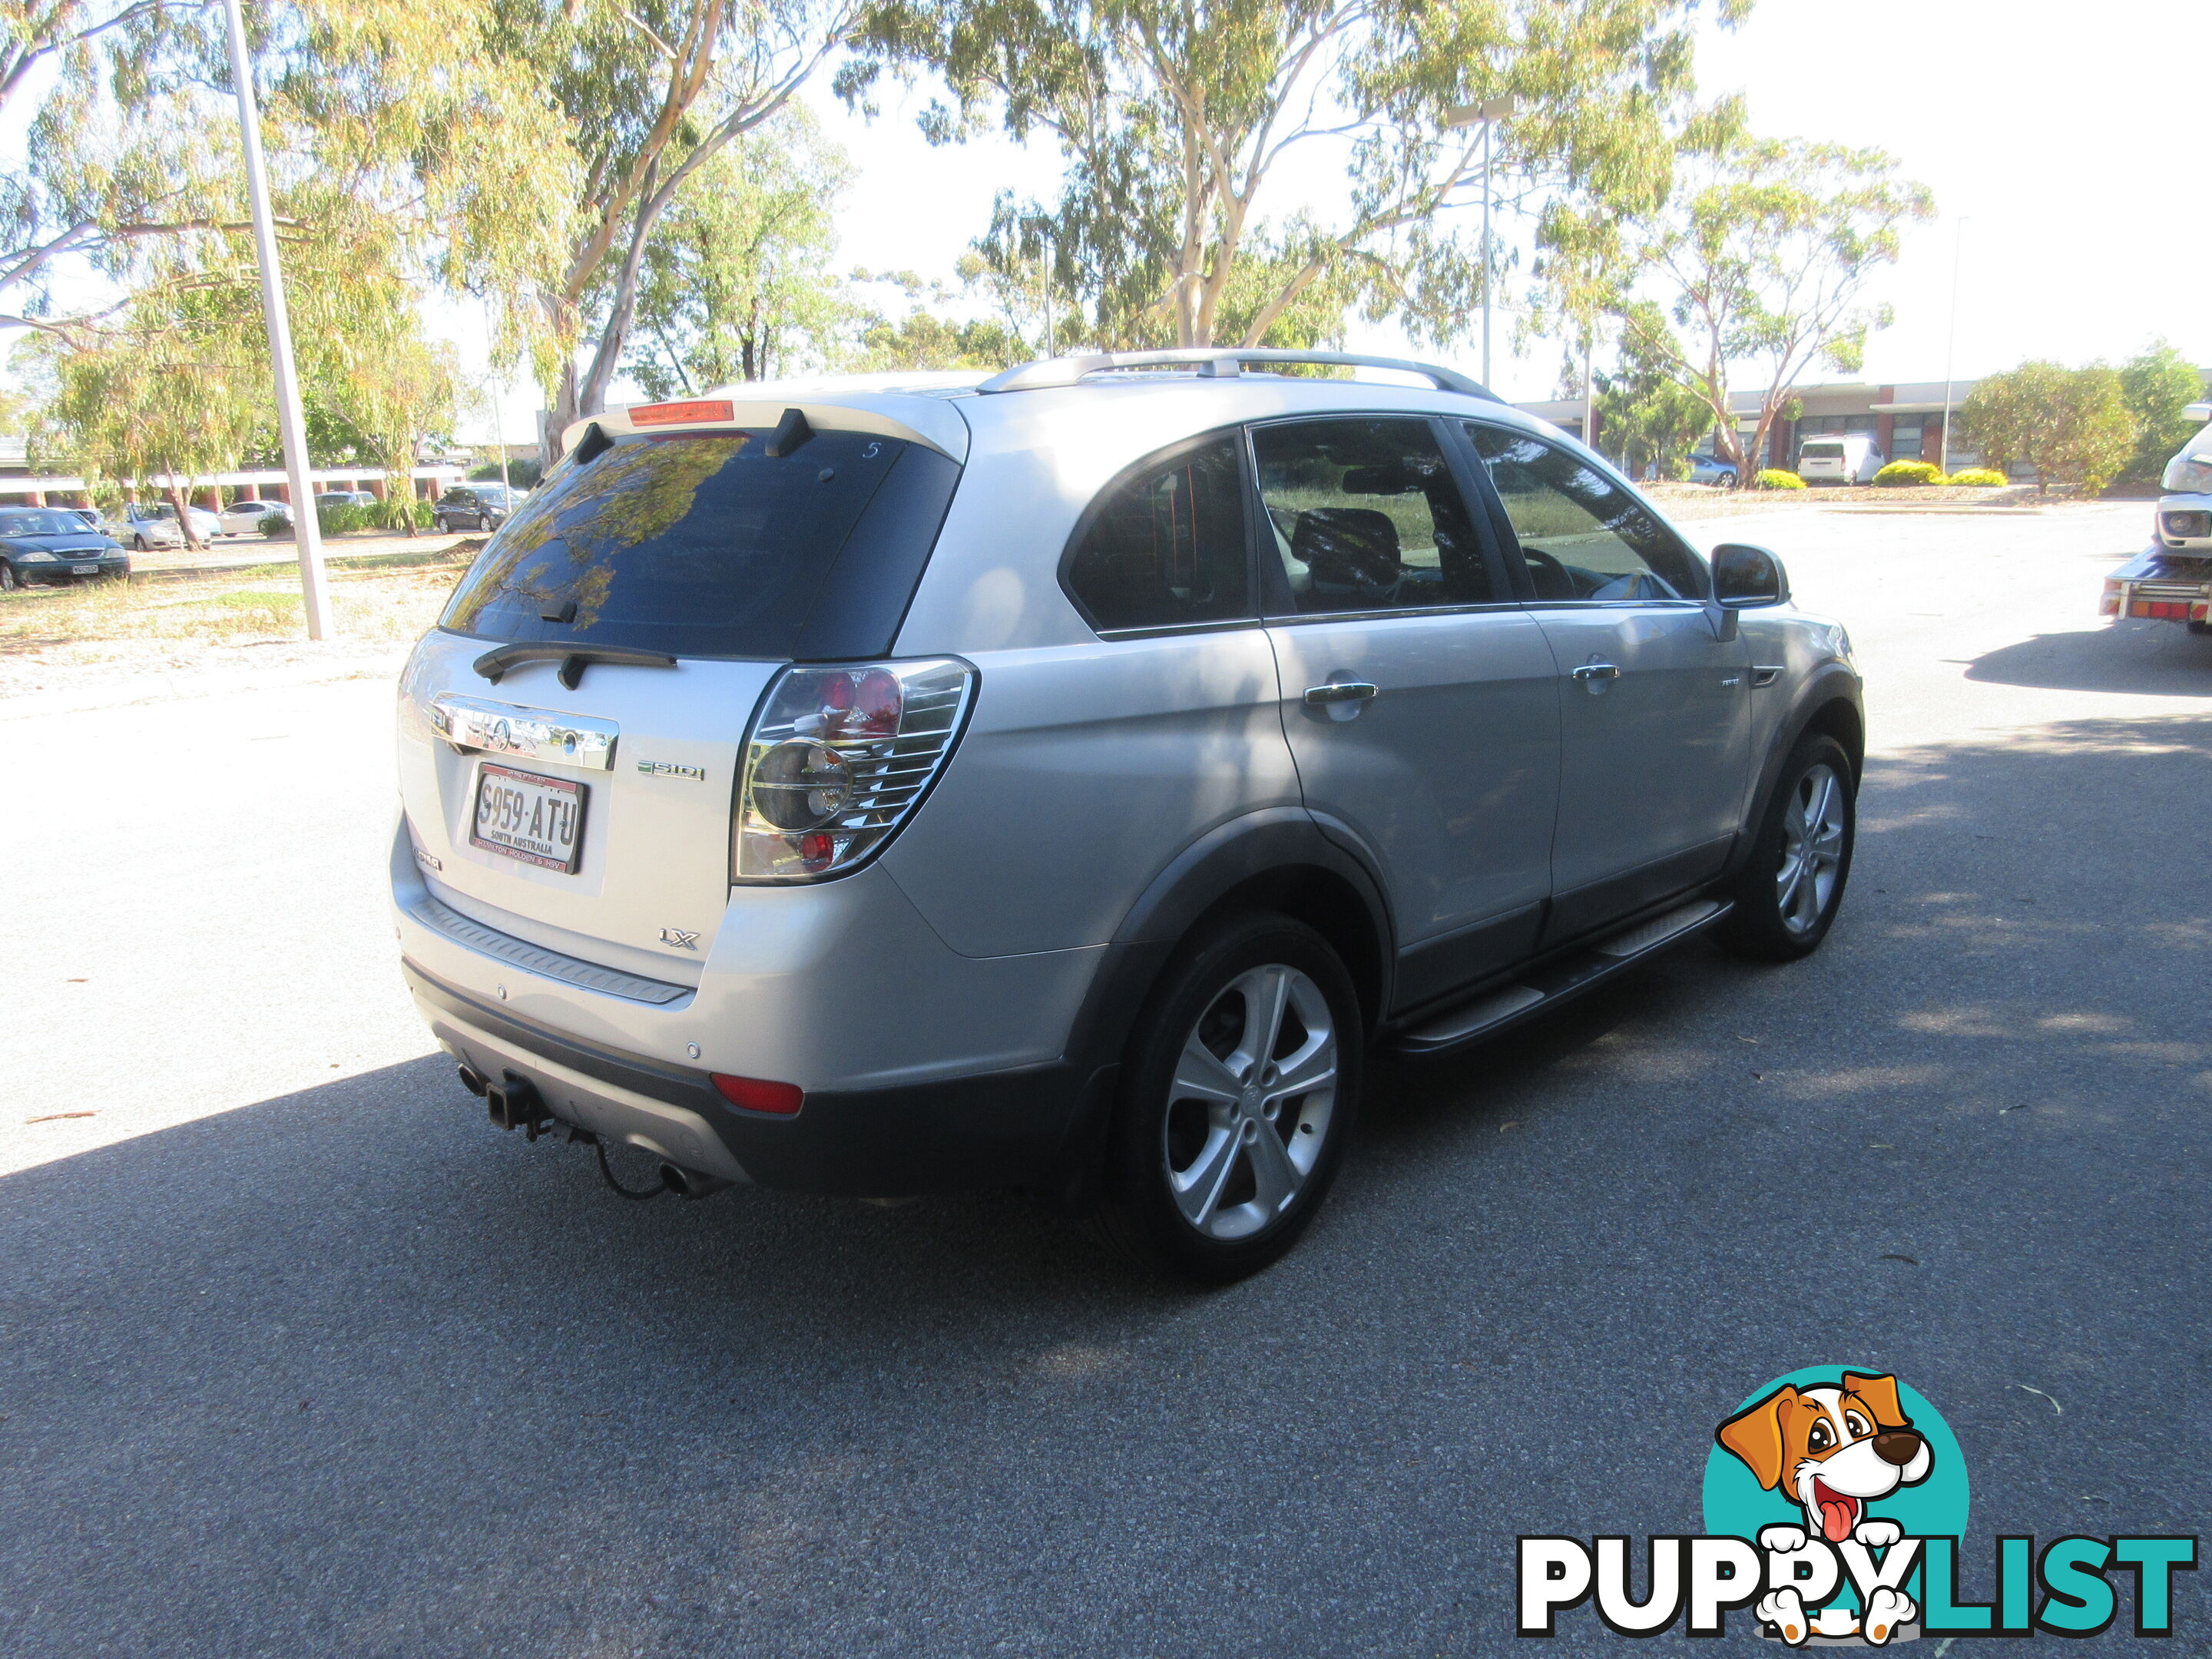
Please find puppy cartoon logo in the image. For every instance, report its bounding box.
[1716,1373,1933,1644]
[1517,1366,2197,1643]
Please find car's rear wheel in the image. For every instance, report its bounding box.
[1097,912,1363,1282]
[1718,732,1856,962]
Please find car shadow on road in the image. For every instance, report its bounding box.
[1965,618,2212,694]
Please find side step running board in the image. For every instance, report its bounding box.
[1396,899,1727,1056]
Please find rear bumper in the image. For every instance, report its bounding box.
[2101,546,2211,623]
[405,959,1098,1196]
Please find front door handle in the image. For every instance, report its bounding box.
[1571,663,1621,682]
[1303,681,1379,706]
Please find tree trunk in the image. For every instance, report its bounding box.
[538,290,581,470]
[164,480,201,550]
[578,178,658,421]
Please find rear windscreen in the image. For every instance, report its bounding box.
[439,429,959,660]
[1800,443,1844,459]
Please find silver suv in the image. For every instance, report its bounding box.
[391,350,1863,1280]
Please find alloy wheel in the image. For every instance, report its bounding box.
[1162,963,1338,1240]
[1777,762,1847,935]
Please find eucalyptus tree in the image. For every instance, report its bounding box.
[482,0,862,446]
[2,0,565,340]
[622,111,854,395]
[1544,103,1934,485]
[855,0,1735,355]
[22,277,267,545]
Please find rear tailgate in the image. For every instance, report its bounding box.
[394,406,964,978]
[399,634,777,973]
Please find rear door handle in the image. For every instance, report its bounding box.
[1571,663,1621,681]
[1303,681,1379,706]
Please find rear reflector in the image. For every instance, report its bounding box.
[711,1073,804,1114]
[631,399,734,427]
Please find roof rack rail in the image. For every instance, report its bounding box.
[975,349,1497,400]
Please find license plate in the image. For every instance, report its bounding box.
[471,763,588,873]
[72,563,98,575]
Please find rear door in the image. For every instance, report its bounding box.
[397,423,960,975]
[1253,415,1561,998]
[1461,422,1750,940]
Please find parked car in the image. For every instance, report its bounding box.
[219,498,291,536]
[1688,453,1739,486]
[316,489,379,513]
[392,351,1863,1280]
[118,501,222,549]
[2104,401,2212,638]
[434,483,518,534]
[0,507,130,589]
[2151,401,2212,557]
[1796,434,1884,485]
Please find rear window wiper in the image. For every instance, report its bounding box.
[472,641,678,689]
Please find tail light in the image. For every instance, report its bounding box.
[733,657,975,882]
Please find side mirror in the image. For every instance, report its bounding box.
[1713,542,1789,608]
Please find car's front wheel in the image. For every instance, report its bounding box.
[132,535,148,551]
[1719,732,1856,962]
[1097,912,1363,1282]
[0,561,16,591]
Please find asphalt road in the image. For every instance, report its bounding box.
[2,502,2205,1656]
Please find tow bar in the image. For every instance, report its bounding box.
[455,1061,732,1200]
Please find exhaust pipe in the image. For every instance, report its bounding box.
[657,1162,733,1200]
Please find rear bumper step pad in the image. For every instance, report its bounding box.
[1396,898,1727,1055]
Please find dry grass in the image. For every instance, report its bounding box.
[0,548,475,701]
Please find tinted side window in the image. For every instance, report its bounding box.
[1252,417,1494,613]
[1464,424,1707,601]
[1064,435,1250,632]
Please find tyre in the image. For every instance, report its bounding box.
[1096,911,1363,1282]
[0,561,15,591]
[132,535,148,551]
[435,516,451,535]
[1718,732,1856,962]
[2188,620,2211,637]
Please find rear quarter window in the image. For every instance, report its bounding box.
[1062,433,1252,633]
[439,428,959,661]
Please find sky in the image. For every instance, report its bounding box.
[791,0,2212,403]
[11,0,2209,444]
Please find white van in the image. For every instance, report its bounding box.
[1796,434,1883,485]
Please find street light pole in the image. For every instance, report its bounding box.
[1445,95,1518,390]
[221,0,333,639]
[1938,216,1967,478]
[1481,117,1494,388]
